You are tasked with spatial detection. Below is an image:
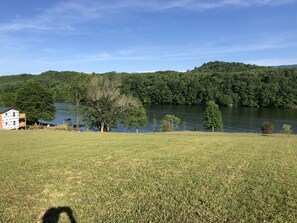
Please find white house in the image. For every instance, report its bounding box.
[0,108,21,130]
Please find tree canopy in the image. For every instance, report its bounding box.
[121,104,148,132]
[80,74,139,132]
[15,81,56,123]
[203,101,223,132]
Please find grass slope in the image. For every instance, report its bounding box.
[0,131,296,222]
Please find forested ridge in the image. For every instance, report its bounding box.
[1,61,297,108]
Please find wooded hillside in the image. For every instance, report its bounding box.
[1,61,297,108]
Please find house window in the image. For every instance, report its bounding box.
[13,112,15,117]
[13,121,16,125]
[5,122,8,126]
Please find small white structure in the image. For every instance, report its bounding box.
[0,108,20,130]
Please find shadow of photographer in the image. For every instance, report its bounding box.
[42,206,77,223]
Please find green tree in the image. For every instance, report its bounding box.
[82,74,138,132]
[282,124,292,135]
[203,101,223,132]
[15,81,56,123]
[121,104,148,132]
[160,114,180,132]
[0,92,17,107]
[67,74,89,131]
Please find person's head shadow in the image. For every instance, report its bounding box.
[42,206,77,223]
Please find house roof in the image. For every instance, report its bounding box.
[0,107,12,113]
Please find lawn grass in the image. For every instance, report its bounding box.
[0,131,297,222]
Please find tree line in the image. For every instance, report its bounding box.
[121,62,297,108]
[1,61,297,109]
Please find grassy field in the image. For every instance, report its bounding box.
[0,131,297,222]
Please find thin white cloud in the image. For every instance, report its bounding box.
[0,1,103,32]
[0,0,295,32]
[1,35,297,75]
[131,0,296,11]
[25,35,296,63]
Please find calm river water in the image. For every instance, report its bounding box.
[48,103,297,133]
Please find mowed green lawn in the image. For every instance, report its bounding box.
[0,131,297,222]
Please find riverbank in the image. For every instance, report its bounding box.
[1,131,296,222]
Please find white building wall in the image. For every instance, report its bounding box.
[2,109,19,130]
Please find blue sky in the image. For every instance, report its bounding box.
[1,0,297,75]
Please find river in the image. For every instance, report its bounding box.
[46,103,297,133]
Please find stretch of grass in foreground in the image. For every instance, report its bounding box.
[0,131,297,222]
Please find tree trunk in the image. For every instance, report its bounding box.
[75,113,79,131]
[212,126,214,132]
[100,123,104,132]
[75,94,79,131]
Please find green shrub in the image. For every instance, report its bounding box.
[261,122,274,134]
[282,124,292,135]
[54,125,73,131]
[160,114,180,132]
[193,127,200,131]
[28,125,39,130]
[28,124,44,130]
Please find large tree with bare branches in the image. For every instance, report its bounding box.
[81,74,139,132]
[68,73,89,131]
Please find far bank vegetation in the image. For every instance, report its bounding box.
[1,61,297,109]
